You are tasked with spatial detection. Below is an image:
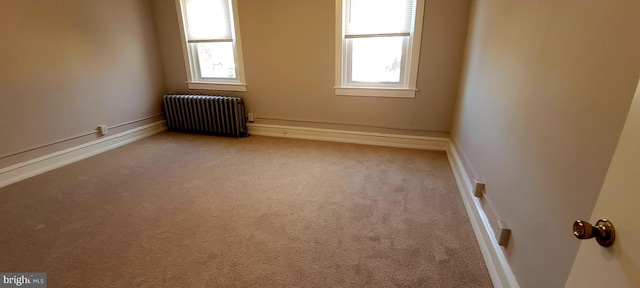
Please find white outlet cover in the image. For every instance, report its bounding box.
[99,125,108,135]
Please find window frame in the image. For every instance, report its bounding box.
[334,0,425,98]
[175,0,247,92]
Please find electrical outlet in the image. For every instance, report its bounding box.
[98,125,108,136]
[496,221,511,247]
[247,113,254,122]
[473,179,485,198]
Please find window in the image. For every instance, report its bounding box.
[176,0,246,91]
[335,0,425,98]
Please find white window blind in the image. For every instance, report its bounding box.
[344,0,414,38]
[184,0,232,42]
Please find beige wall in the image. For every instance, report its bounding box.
[452,1,640,287]
[0,0,165,168]
[151,0,471,136]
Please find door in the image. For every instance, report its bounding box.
[565,79,640,287]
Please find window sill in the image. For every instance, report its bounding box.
[187,82,247,92]
[334,87,416,98]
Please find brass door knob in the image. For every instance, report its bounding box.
[573,219,615,247]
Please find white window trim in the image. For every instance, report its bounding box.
[334,0,425,98]
[175,0,247,92]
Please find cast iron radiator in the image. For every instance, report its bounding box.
[163,94,249,138]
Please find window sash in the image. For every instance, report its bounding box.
[189,43,238,81]
[345,33,409,39]
[187,39,233,44]
[345,36,409,87]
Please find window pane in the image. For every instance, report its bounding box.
[351,37,403,83]
[196,42,236,79]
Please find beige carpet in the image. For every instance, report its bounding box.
[0,132,492,287]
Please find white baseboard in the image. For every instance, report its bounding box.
[0,121,167,189]
[446,141,520,288]
[247,123,449,151]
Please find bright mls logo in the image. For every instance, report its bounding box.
[0,273,46,288]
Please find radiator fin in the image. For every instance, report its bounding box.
[163,94,249,138]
